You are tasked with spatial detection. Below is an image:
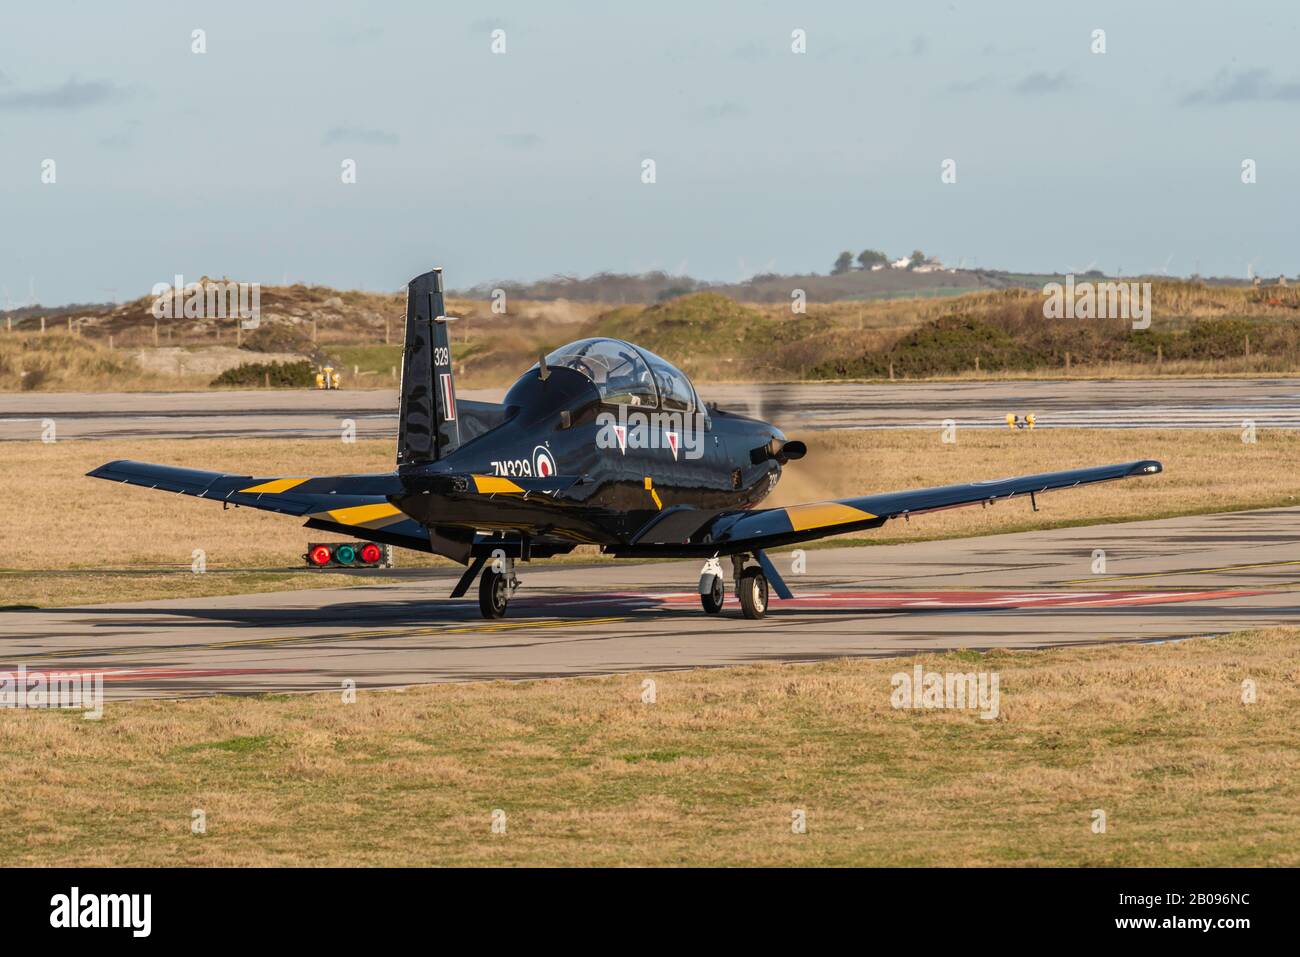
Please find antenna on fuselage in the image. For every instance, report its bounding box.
[538,353,550,381]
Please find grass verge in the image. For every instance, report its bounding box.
[1,626,1295,866]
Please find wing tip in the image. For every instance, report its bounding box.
[86,459,128,479]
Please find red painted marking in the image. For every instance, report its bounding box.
[525,589,1268,611]
[656,589,1268,609]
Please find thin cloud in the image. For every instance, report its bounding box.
[98,121,142,149]
[1181,68,1300,105]
[0,78,130,111]
[732,40,770,62]
[322,126,400,146]
[693,100,747,122]
[947,75,992,94]
[499,132,542,150]
[1013,71,1073,95]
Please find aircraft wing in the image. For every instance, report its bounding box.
[617,459,1163,556]
[87,459,437,550]
[86,460,584,553]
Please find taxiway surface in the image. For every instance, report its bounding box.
[3,378,1299,441]
[2,506,1295,701]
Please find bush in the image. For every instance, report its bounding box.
[211,360,316,388]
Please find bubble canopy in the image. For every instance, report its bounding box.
[533,338,698,412]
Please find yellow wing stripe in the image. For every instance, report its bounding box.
[784,502,876,532]
[472,475,524,494]
[322,502,405,528]
[240,477,309,494]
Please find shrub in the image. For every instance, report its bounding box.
[211,360,316,388]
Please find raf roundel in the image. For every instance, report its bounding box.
[533,446,556,478]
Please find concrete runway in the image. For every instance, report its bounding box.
[3,378,1299,441]
[2,506,1296,701]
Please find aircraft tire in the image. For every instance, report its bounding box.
[701,574,725,614]
[738,567,768,619]
[479,567,509,619]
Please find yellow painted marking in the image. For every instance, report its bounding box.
[472,475,524,494]
[240,477,309,494]
[785,502,876,532]
[644,477,662,510]
[323,502,404,527]
[1058,558,1300,585]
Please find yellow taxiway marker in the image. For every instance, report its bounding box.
[1058,558,1300,585]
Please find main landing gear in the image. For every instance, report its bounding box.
[737,565,769,618]
[698,552,786,619]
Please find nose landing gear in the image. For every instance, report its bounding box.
[699,557,725,613]
[479,556,520,619]
[698,552,786,619]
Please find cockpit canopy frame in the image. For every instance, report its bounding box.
[534,337,700,414]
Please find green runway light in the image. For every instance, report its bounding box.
[335,544,356,565]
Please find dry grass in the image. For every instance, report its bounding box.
[0,330,206,392]
[1,626,1295,866]
[8,279,1298,391]
[4,430,1297,606]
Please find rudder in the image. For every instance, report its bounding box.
[397,268,460,467]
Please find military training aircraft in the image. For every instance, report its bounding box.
[89,269,1163,619]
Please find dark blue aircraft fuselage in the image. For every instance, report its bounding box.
[394,365,787,546]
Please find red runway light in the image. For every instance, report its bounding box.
[359,543,382,564]
[308,545,332,566]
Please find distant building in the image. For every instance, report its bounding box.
[870,262,886,271]
[890,257,912,270]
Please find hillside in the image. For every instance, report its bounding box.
[2,278,1298,391]
[454,267,1260,305]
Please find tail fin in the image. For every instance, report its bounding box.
[397,268,461,467]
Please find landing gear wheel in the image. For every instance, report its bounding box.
[738,567,769,619]
[479,567,510,619]
[701,574,725,614]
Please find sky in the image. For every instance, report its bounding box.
[2,0,1299,305]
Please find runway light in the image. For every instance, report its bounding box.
[335,544,357,565]
[360,543,382,564]
[308,545,332,566]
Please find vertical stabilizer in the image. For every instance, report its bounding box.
[397,269,460,466]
